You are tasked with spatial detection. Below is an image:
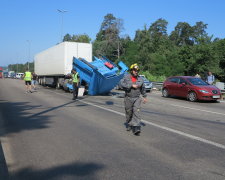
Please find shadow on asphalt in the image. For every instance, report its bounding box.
[0,100,104,179]
[0,142,8,180]
[0,100,90,135]
[105,101,114,105]
[1,101,59,135]
[162,95,221,103]
[10,161,104,180]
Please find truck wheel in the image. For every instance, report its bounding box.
[188,92,197,102]
[56,82,60,89]
[39,78,42,85]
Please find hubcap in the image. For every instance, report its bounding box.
[189,93,196,101]
[163,89,168,97]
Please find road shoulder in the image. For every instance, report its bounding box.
[0,110,9,180]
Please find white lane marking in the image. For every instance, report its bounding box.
[46,89,225,150]
[79,100,225,150]
[79,99,124,116]
[171,104,225,116]
[141,120,225,150]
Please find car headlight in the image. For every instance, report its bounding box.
[199,90,209,93]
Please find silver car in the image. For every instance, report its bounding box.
[140,75,153,92]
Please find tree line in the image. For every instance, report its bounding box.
[63,13,225,81]
[8,62,34,74]
[9,13,225,82]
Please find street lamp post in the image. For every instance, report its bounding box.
[57,9,68,42]
[26,40,31,70]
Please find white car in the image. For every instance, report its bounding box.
[16,73,24,79]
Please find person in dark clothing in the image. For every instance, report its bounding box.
[119,63,147,136]
[71,69,80,100]
[31,72,38,90]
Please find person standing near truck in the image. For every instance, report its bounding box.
[31,72,38,90]
[71,69,80,100]
[23,68,32,93]
[119,63,147,136]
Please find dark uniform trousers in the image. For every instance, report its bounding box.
[124,96,142,126]
[73,82,79,99]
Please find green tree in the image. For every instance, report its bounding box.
[134,19,178,75]
[96,13,118,41]
[8,62,34,73]
[120,39,139,67]
[148,18,169,52]
[170,22,194,46]
[93,13,124,61]
[177,45,195,75]
[63,34,72,41]
[63,34,91,43]
[193,43,220,76]
[134,25,152,70]
[213,38,225,81]
[192,21,209,44]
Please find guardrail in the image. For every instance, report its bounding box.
[152,81,163,90]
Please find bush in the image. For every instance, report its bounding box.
[141,71,166,82]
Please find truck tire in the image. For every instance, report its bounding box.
[56,81,61,89]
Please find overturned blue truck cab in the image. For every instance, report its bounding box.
[66,57,128,95]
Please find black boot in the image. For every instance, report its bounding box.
[132,126,141,136]
[126,124,132,131]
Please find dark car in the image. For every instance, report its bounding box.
[162,76,221,102]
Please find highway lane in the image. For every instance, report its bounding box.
[84,90,225,146]
[0,78,225,180]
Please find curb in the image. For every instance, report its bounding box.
[0,140,9,180]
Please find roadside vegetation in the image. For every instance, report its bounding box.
[8,13,225,82]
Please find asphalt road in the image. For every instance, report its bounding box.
[0,78,225,180]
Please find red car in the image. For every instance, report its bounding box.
[162,76,222,102]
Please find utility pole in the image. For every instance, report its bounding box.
[57,9,68,42]
[117,40,120,60]
[26,40,31,70]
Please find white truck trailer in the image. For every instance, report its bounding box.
[34,42,92,88]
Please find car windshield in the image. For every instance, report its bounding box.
[188,78,208,85]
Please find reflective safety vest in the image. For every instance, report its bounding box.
[24,71,32,81]
[72,72,79,83]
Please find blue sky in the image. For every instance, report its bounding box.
[0,0,225,67]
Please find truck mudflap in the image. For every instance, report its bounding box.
[67,57,128,95]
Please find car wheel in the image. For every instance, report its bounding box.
[188,92,197,102]
[162,88,169,97]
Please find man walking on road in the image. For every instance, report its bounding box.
[119,63,147,136]
[23,68,32,93]
[71,69,80,100]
